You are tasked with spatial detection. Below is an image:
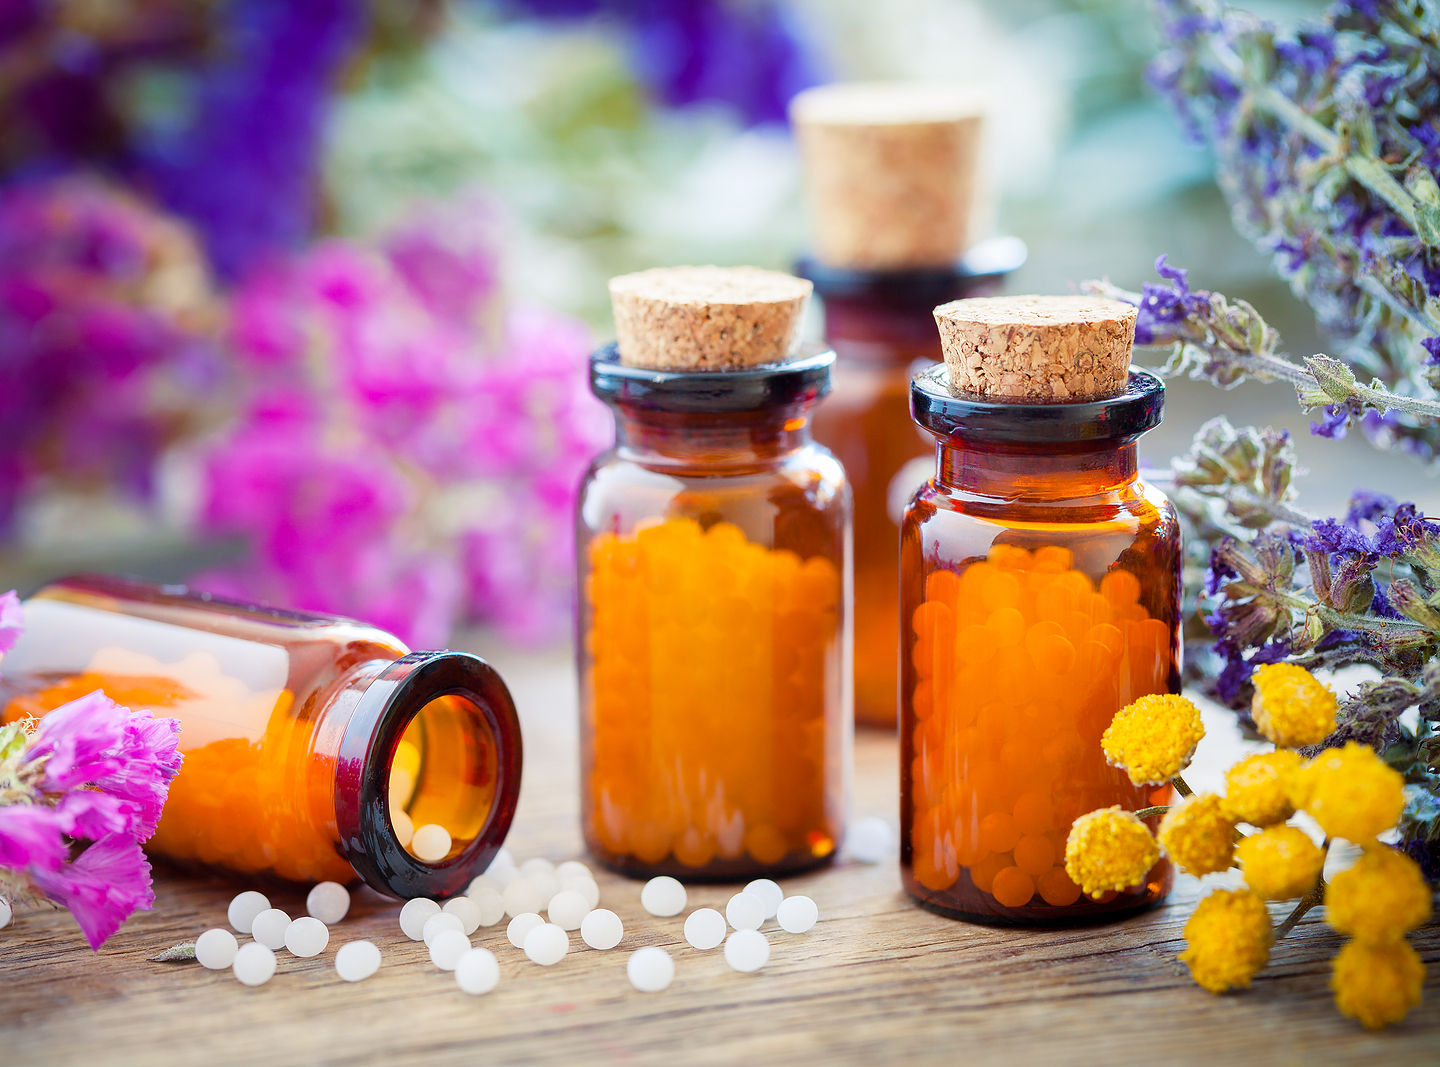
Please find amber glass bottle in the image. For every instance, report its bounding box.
[899,365,1181,924]
[577,344,851,880]
[803,237,1025,728]
[0,575,522,898]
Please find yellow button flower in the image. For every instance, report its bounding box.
[1292,742,1405,843]
[1331,939,1425,1030]
[1179,889,1273,993]
[1063,806,1160,899]
[1250,663,1336,748]
[1325,846,1432,942]
[1235,825,1324,899]
[1101,693,1206,786]
[1221,749,1302,826]
[1158,793,1236,876]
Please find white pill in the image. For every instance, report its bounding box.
[683,908,727,950]
[195,928,238,970]
[561,875,601,909]
[724,929,770,973]
[443,896,483,935]
[725,892,764,931]
[547,890,590,931]
[306,881,350,925]
[469,887,506,928]
[523,922,569,966]
[744,879,784,919]
[848,816,894,864]
[527,869,560,903]
[334,940,381,982]
[410,823,452,862]
[627,946,674,993]
[250,908,291,950]
[454,947,500,995]
[466,874,500,897]
[232,942,277,986]
[284,916,330,958]
[391,808,414,849]
[422,911,464,946]
[429,928,471,971]
[506,911,544,949]
[227,890,270,934]
[0,897,10,930]
[398,897,440,941]
[502,878,544,917]
[776,895,819,934]
[556,859,592,880]
[579,908,623,950]
[520,857,555,880]
[488,864,522,889]
[641,876,686,917]
[493,847,516,870]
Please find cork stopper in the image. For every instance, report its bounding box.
[934,295,1137,402]
[608,265,812,371]
[790,82,985,271]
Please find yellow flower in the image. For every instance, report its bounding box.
[1250,663,1336,748]
[1235,825,1324,899]
[1221,749,1302,826]
[1292,742,1405,843]
[1158,793,1236,876]
[1064,806,1160,899]
[1101,694,1206,786]
[1325,846,1433,942]
[1331,939,1425,1030]
[1179,889,1273,993]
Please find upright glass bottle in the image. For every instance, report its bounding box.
[0,574,523,898]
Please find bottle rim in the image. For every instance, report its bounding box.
[796,235,1028,304]
[589,342,835,414]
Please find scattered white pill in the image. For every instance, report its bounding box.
[744,879,784,919]
[683,908,727,950]
[724,929,770,973]
[627,946,675,993]
[335,940,381,982]
[556,860,592,881]
[422,912,465,947]
[0,897,10,930]
[306,881,350,925]
[523,922,569,966]
[547,890,590,931]
[528,870,560,903]
[442,896,483,935]
[848,816,894,864]
[429,928,471,971]
[195,928,238,970]
[232,942,277,986]
[641,876,686,917]
[488,863,522,889]
[398,897,441,941]
[493,847,516,869]
[466,874,500,897]
[454,947,500,995]
[561,875,600,909]
[506,911,544,949]
[469,887,506,928]
[579,908,623,950]
[776,895,819,934]
[284,916,329,958]
[227,890,269,934]
[410,823,452,862]
[391,808,414,849]
[725,892,764,932]
[503,878,544,918]
[250,908,291,950]
[520,857,555,880]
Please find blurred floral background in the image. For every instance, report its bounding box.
[0,0,1415,650]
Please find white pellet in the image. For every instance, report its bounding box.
[579,908,623,951]
[627,946,674,993]
[488,864,522,889]
[195,928,238,970]
[250,908,291,950]
[398,897,441,941]
[523,922,568,966]
[454,947,500,995]
[502,878,544,918]
[443,895,483,935]
[493,847,516,869]
[776,895,819,934]
[725,892,764,932]
[520,857,555,881]
[232,942,277,986]
[391,808,414,849]
[429,928,471,971]
[0,897,10,929]
[306,881,350,925]
[284,916,330,958]
[506,911,544,949]
[555,859,592,881]
[527,869,560,903]
[410,823,452,863]
[546,890,590,932]
[848,816,894,864]
[335,940,381,983]
[683,908,727,950]
[422,911,465,947]
[226,890,269,935]
[561,875,601,910]
[469,887,506,928]
[724,929,770,973]
[640,876,686,917]
[466,874,500,898]
[744,879,784,920]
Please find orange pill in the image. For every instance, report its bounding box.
[988,544,1032,572]
[1032,545,1073,573]
[967,850,1009,894]
[990,866,1036,907]
[980,573,1022,612]
[1014,834,1055,876]
[925,569,962,606]
[912,599,954,639]
[1099,568,1141,605]
[1037,867,1083,907]
[987,608,1026,648]
[979,810,1019,854]
[1012,791,1054,835]
[956,625,995,667]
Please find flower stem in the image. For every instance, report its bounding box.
[1171,774,1194,799]
[1274,880,1325,941]
[1134,804,1170,820]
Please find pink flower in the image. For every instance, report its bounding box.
[32,835,156,951]
[0,589,19,654]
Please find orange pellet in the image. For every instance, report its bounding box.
[1037,867,1084,907]
[1014,834,1055,877]
[991,866,1036,908]
[968,850,1011,894]
[979,811,1019,854]
[1013,791,1054,836]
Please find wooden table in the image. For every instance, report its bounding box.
[3,644,1437,1065]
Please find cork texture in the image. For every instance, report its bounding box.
[609,265,812,371]
[933,295,1137,402]
[790,82,985,270]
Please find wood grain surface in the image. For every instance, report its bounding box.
[2,643,1437,1066]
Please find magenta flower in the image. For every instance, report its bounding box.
[0,590,19,653]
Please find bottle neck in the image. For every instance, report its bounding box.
[613,401,817,470]
[823,294,944,365]
[934,437,1141,502]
